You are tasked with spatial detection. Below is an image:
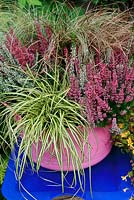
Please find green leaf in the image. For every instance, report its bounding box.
[18,0,27,8]
[27,0,42,6]
[92,0,100,5]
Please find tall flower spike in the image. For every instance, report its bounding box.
[5,30,35,69]
[68,75,81,102]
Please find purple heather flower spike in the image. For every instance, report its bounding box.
[111,118,121,134]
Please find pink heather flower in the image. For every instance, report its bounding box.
[105,80,111,94]
[5,30,35,69]
[64,47,68,58]
[111,49,128,65]
[117,86,125,103]
[85,98,95,125]
[120,110,127,116]
[125,67,134,82]
[96,96,109,111]
[111,117,121,134]
[112,118,117,128]
[28,42,40,55]
[126,82,132,94]
[111,70,118,95]
[14,114,22,122]
[96,111,104,122]
[100,63,108,79]
[63,46,134,125]
[68,75,81,102]
[103,113,107,118]
[125,96,133,103]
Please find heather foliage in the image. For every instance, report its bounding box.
[4,24,53,69]
[0,22,55,91]
[0,44,34,92]
[66,47,134,126]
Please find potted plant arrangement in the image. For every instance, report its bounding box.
[0,1,134,195]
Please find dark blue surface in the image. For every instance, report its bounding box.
[2,147,134,200]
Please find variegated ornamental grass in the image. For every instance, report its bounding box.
[1,69,89,191]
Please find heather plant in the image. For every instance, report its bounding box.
[0,45,34,92]
[66,48,134,126]
[0,2,85,74]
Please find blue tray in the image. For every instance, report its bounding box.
[2,147,134,200]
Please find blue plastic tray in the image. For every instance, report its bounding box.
[2,147,134,200]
